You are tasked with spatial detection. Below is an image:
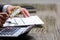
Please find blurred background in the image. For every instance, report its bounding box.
[0,0,60,40]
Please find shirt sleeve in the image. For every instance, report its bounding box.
[3,5,11,12]
[0,4,4,12]
[0,4,11,12]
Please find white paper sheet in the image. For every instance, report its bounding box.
[22,16,44,25]
[3,15,44,27]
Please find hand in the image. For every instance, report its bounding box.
[7,5,30,17]
[0,12,9,26]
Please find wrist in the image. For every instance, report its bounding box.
[3,5,11,12]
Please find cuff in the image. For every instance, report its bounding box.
[3,5,11,12]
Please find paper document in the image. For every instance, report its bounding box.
[3,15,44,27]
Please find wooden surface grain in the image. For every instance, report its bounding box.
[24,9,60,40]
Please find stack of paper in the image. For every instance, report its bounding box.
[3,15,44,27]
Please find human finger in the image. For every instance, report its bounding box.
[21,8,30,17]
